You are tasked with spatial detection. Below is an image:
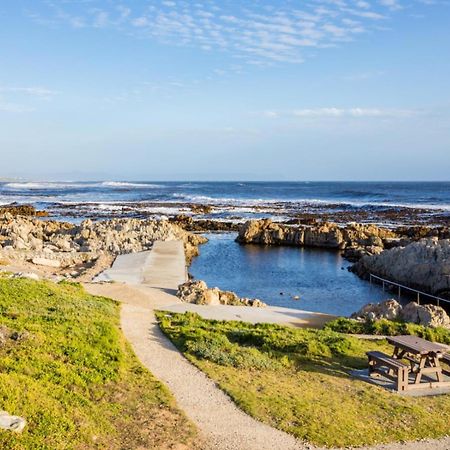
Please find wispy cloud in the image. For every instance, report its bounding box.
[263,107,419,118]
[25,0,435,65]
[0,85,59,113]
[0,102,35,113]
[0,86,59,99]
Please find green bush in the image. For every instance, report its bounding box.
[156,311,363,369]
[325,317,450,344]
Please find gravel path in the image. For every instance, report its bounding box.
[86,282,309,450]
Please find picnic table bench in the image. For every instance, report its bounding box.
[442,353,450,376]
[367,335,450,392]
[367,351,409,391]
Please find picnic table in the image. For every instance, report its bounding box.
[367,335,450,391]
[387,335,450,389]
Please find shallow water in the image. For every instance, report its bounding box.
[190,233,391,316]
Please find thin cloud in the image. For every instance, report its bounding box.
[0,102,35,113]
[264,107,419,118]
[0,86,60,99]
[27,1,437,65]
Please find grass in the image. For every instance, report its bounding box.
[325,317,450,344]
[156,311,450,448]
[0,275,198,449]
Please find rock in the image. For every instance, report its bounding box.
[352,300,450,329]
[177,280,266,307]
[31,257,61,268]
[190,204,213,214]
[204,288,221,306]
[236,219,396,255]
[401,302,450,328]
[12,272,40,281]
[0,411,26,433]
[352,238,450,297]
[0,216,206,272]
[351,299,402,321]
[0,203,47,217]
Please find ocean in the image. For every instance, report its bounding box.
[1,180,449,223]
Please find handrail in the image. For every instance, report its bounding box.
[369,273,450,307]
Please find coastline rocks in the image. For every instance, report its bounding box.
[0,203,47,217]
[351,299,402,321]
[352,238,450,297]
[170,215,239,233]
[11,272,40,281]
[31,257,61,268]
[401,302,450,328]
[177,280,266,307]
[0,215,206,278]
[351,299,450,328]
[236,219,397,255]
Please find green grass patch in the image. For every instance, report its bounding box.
[0,278,197,449]
[156,311,450,448]
[325,317,450,344]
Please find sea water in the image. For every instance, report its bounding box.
[190,233,391,316]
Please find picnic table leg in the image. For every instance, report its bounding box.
[430,355,444,382]
[414,356,427,384]
[390,347,405,376]
[399,367,409,391]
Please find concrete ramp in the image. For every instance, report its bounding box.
[143,241,187,290]
[94,240,187,290]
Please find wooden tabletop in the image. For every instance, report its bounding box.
[387,335,450,355]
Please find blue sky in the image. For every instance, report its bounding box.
[0,0,449,180]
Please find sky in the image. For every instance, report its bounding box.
[0,0,449,181]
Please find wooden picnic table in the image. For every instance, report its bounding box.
[387,335,450,390]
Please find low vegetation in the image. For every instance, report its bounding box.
[0,275,197,449]
[157,311,450,448]
[325,317,450,344]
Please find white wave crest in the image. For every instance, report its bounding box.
[101,181,164,188]
[4,182,88,190]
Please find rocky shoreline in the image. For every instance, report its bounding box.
[0,213,206,281]
[2,197,449,226]
[1,206,449,308]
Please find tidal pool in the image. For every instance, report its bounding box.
[190,233,390,317]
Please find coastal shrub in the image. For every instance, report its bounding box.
[324,317,450,344]
[157,311,362,366]
[185,335,282,370]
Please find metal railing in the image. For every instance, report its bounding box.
[369,273,450,307]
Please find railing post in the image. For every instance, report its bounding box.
[417,292,420,305]
[398,286,401,300]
